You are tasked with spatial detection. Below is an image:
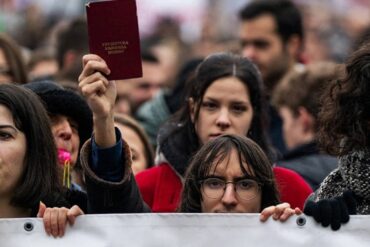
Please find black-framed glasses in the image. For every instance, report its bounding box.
[200,177,261,201]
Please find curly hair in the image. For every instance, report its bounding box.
[317,43,370,156]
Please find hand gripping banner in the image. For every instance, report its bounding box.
[1,214,369,247]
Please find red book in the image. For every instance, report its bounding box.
[86,0,142,80]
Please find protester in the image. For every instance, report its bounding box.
[134,53,312,212]
[304,42,370,230]
[238,0,305,154]
[24,80,93,190]
[181,134,301,221]
[114,114,154,175]
[272,62,338,190]
[0,83,83,234]
[0,33,28,84]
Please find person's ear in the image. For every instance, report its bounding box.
[189,97,195,123]
[286,35,302,60]
[298,107,315,134]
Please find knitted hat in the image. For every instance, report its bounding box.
[24,80,93,147]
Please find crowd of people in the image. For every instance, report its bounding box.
[1,0,370,238]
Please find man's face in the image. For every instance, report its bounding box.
[239,14,292,92]
[126,61,166,112]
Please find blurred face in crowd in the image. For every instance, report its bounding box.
[50,114,80,166]
[28,59,59,81]
[191,76,253,145]
[279,106,314,149]
[239,14,292,91]
[126,61,166,112]
[200,148,262,213]
[0,105,26,199]
[115,123,148,175]
[0,48,13,84]
[115,80,133,115]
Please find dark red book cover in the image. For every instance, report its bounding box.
[86,0,142,80]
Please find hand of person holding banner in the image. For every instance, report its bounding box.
[260,202,302,222]
[37,202,84,237]
[303,190,357,231]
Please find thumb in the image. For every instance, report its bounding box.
[37,201,47,218]
[67,205,84,226]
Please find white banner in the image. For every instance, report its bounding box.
[1,214,370,247]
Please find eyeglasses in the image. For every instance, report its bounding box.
[200,177,261,201]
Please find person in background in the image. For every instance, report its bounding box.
[24,80,93,191]
[0,33,28,84]
[27,48,58,81]
[55,18,88,85]
[272,62,338,190]
[304,43,370,230]
[238,0,305,154]
[114,114,154,175]
[135,57,203,147]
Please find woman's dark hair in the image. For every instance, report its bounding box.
[318,42,370,156]
[0,33,28,84]
[0,84,61,210]
[158,53,274,174]
[114,113,154,169]
[180,134,279,212]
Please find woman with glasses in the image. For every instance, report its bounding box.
[181,134,299,219]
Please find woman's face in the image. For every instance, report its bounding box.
[191,76,254,145]
[50,115,80,166]
[0,105,27,198]
[0,48,13,84]
[116,123,148,175]
[200,148,262,213]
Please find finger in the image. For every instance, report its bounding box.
[67,205,85,226]
[37,201,47,218]
[50,209,60,238]
[294,207,303,215]
[303,200,316,216]
[273,202,290,220]
[57,208,68,237]
[318,200,331,227]
[330,198,341,231]
[43,208,51,236]
[279,208,295,222]
[338,197,349,223]
[80,80,108,98]
[79,59,110,82]
[343,190,357,215]
[82,54,104,67]
[260,206,275,222]
[79,71,109,89]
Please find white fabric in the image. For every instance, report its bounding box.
[1,214,369,247]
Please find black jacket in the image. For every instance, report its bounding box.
[275,141,337,191]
